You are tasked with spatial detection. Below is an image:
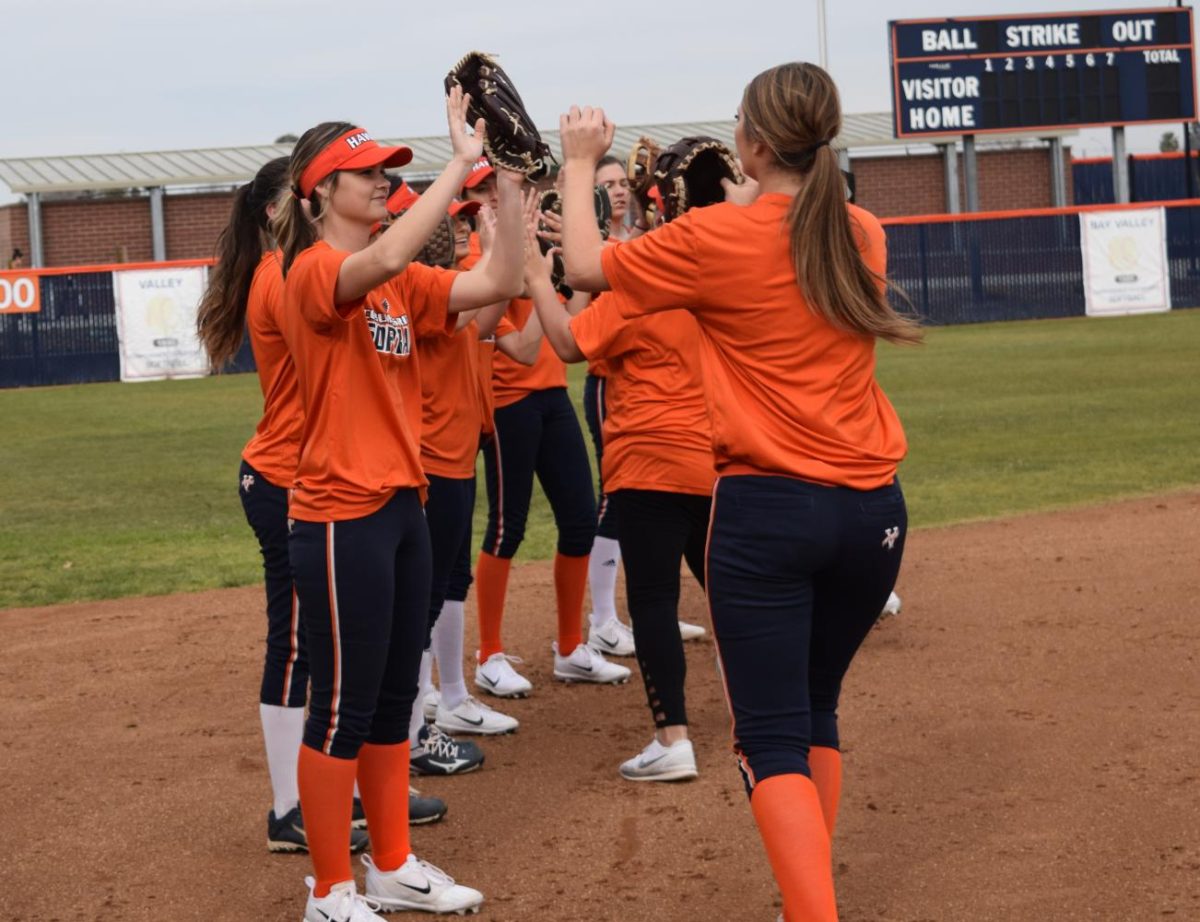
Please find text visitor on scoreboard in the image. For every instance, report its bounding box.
[889,8,1196,137]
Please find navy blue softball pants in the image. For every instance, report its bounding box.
[239,460,308,708]
[706,475,907,794]
[582,373,618,541]
[289,489,431,760]
[425,473,475,643]
[481,387,596,558]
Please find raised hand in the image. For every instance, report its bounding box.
[559,105,615,165]
[447,85,485,165]
[721,175,760,207]
[477,205,497,255]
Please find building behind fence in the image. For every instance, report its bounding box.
[2,202,1198,389]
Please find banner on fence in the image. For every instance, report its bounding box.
[113,267,208,381]
[1080,207,1171,317]
[0,270,41,314]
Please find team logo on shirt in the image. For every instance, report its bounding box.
[366,303,411,357]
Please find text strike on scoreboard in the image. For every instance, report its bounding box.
[889,8,1197,138]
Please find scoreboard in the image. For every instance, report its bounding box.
[889,8,1197,138]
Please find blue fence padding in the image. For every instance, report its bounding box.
[1073,161,1115,205]
[1073,157,1200,206]
[0,272,120,388]
[886,213,1086,325]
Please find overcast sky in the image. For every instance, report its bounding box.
[1,0,1190,191]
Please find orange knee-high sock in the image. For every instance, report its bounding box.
[554,552,589,656]
[808,747,844,838]
[297,744,358,898]
[356,741,411,872]
[750,773,839,922]
[476,551,512,662]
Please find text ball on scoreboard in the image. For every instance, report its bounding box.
[889,8,1197,138]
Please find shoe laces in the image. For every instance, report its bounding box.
[309,879,381,921]
[409,854,456,887]
[422,724,461,760]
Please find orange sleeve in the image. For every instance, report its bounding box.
[289,245,364,330]
[495,314,517,338]
[599,215,702,316]
[569,292,641,362]
[396,263,457,337]
[848,204,888,283]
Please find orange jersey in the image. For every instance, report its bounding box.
[418,320,486,478]
[241,252,302,487]
[586,357,609,378]
[280,242,456,521]
[491,297,565,407]
[570,292,714,496]
[600,197,905,490]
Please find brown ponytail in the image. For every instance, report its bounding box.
[741,63,922,345]
[271,121,354,276]
[196,156,290,369]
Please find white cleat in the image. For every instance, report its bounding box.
[303,877,386,922]
[678,620,706,641]
[363,854,483,915]
[422,689,440,722]
[436,694,519,735]
[880,591,902,619]
[588,615,636,656]
[552,642,631,685]
[619,737,699,783]
[474,651,533,699]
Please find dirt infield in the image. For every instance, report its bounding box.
[3,492,1199,921]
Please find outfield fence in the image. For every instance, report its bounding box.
[2,201,1199,388]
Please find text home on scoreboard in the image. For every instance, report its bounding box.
[889,8,1197,138]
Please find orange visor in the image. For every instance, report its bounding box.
[448,199,482,218]
[387,179,420,215]
[299,128,413,198]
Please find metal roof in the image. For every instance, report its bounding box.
[0,114,1072,196]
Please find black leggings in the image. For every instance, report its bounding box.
[611,489,710,728]
[583,373,618,541]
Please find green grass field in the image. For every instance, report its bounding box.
[1,309,1197,610]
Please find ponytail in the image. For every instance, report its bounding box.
[742,64,922,346]
[271,121,355,276]
[196,157,289,368]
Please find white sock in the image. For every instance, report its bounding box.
[259,704,304,818]
[433,600,469,709]
[409,650,434,747]
[588,536,622,625]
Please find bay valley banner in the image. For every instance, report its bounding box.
[113,267,209,381]
[1079,207,1171,317]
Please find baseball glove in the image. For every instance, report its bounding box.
[653,136,744,223]
[416,216,457,269]
[445,51,555,180]
[626,135,662,208]
[538,186,612,295]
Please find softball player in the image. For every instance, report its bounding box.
[194,158,372,855]
[272,92,523,920]
[559,63,921,921]
[412,195,546,744]
[461,161,630,695]
[531,278,714,783]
